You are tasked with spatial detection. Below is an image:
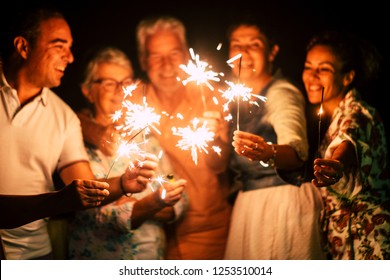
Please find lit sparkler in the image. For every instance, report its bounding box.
[317,87,324,158]
[105,126,149,180]
[122,81,140,99]
[107,82,164,194]
[219,80,267,129]
[111,80,140,123]
[179,48,221,111]
[118,96,161,137]
[172,118,219,165]
[150,174,169,198]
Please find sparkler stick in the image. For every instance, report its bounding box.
[219,80,266,124]
[237,56,242,130]
[317,87,324,158]
[225,53,256,131]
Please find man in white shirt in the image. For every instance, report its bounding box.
[0,5,158,259]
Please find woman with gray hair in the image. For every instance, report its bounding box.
[69,46,187,259]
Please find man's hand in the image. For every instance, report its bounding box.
[65,179,110,209]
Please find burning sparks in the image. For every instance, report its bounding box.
[122,80,140,99]
[118,96,161,136]
[104,127,149,180]
[219,80,267,129]
[172,118,218,165]
[151,174,170,198]
[179,48,221,91]
[179,48,222,111]
[116,139,146,159]
[219,80,267,107]
[226,53,242,68]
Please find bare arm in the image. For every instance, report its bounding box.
[0,179,109,229]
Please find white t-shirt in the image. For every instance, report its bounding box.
[0,76,88,259]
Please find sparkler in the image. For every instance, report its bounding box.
[223,54,266,130]
[122,81,139,99]
[117,96,161,193]
[105,126,149,180]
[219,80,267,129]
[317,87,324,158]
[118,96,161,137]
[179,48,221,111]
[107,81,158,183]
[172,118,219,165]
[237,56,242,130]
[149,174,171,199]
[107,82,166,195]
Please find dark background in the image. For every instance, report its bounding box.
[6,0,390,138]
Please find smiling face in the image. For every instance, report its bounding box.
[228,25,278,83]
[302,44,354,112]
[83,62,133,126]
[25,17,74,89]
[143,30,188,95]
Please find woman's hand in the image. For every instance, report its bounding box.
[121,153,159,193]
[312,158,344,187]
[158,178,186,206]
[232,130,273,162]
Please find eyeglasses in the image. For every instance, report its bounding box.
[92,78,133,92]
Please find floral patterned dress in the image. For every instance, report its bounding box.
[68,135,187,259]
[320,89,390,259]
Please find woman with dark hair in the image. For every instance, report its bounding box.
[302,30,390,259]
[224,15,324,260]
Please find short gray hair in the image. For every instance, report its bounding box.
[82,47,133,88]
[136,16,188,60]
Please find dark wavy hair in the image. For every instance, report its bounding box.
[306,30,383,93]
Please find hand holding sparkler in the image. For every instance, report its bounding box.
[155,178,187,207]
[120,153,159,195]
[232,130,274,163]
[116,176,187,228]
